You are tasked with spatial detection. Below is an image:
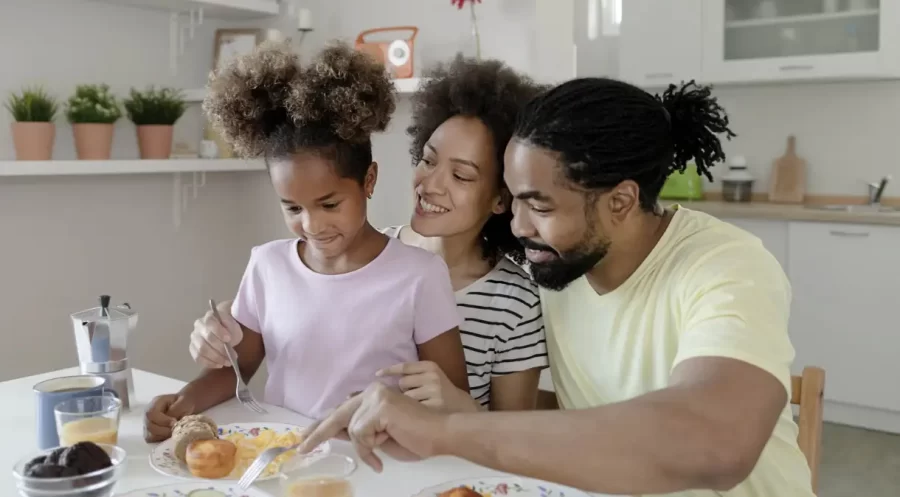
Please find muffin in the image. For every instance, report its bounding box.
[172,416,218,463]
[185,439,237,479]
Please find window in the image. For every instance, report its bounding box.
[587,0,621,39]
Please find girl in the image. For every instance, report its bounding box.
[180,56,549,417]
[378,56,550,412]
[143,41,468,442]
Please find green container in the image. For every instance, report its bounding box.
[659,162,704,200]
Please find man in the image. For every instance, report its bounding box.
[299,78,815,497]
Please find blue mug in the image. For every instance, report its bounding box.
[34,375,109,449]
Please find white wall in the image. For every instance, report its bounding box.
[1,0,224,160]
[572,0,900,196]
[0,0,563,384]
[0,0,267,382]
[709,82,900,195]
[13,0,888,387]
[248,0,551,237]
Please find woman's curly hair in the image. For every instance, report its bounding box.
[407,55,547,264]
[203,40,396,183]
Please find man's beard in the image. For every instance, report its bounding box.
[519,238,609,291]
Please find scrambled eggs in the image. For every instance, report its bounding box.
[223,428,302,478]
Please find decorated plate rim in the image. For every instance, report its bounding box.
[116,480,273,496]
[411,476,593,497]
[148,421,331,482]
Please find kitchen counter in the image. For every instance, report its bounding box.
[670,200,900,226]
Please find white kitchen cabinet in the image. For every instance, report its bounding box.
[618,0,704,88]
[787,221,900,414]
[720,218,789,272]
[702,0,900,84]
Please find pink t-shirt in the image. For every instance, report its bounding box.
[231,237,461,419]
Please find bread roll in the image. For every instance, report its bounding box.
[175,414,218,435]
[171,414,219,463]
[173,424,217,463]
[186,439,237,479]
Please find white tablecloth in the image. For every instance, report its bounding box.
[1,368,526,496]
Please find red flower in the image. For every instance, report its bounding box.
[451,0,481,9]
[494,484,508,495]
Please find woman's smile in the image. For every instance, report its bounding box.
[415,195,450,216]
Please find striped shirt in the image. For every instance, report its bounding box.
[383,226,549,407]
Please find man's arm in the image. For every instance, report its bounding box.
[180,324,265,413]
[436,245,794,494]
[437,357,786,494]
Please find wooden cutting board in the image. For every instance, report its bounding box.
[768,135,807,204]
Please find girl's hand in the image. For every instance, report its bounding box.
[143,393,195,443]
[189,299,244,369]
[377,361,479,413]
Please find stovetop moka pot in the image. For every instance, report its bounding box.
[70,295,137,410]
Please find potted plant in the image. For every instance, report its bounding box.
[65,84,122,160]
[4,86,58,160]
[124,87,187,159]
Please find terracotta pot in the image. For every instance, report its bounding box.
[136,125,174,159]
[11,122,55,160]
[72,123,115,160]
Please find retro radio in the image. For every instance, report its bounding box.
[354,26,419,79]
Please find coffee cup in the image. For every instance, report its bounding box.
[34,375,109,449]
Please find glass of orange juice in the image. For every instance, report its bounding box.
[53,395,121,446]
[279,454,356,497]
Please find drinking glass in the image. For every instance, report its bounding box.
[279,454,356,497]
[54,394,121,446]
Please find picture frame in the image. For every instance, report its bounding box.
[213,29,264,72]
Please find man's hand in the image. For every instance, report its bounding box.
[143,393,196,443]
[298,383,449,471]
[378,361,479,412]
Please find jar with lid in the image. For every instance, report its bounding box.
[721,156,754,203]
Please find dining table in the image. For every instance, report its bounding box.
[2,367,602,497]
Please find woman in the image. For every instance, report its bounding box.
[378,56,549,412]
[186,55,549,414]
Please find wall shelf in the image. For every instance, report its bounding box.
[181,78,427,104]
[0,159,264,177]
[92,0,279,19]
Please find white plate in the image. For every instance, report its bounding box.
[149,421,331,482]
[118,481,273,496]
[412,476,593,497]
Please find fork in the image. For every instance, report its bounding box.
[209,299,268,414]
[238,442,320,489]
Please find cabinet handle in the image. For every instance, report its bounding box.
[779,64,815,71]
[829,230,870,238]
[645,72,674,79]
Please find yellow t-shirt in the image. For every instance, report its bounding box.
[542,207,814,497]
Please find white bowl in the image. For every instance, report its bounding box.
[11,444,126,497]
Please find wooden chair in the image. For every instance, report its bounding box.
[791,366,825,494]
